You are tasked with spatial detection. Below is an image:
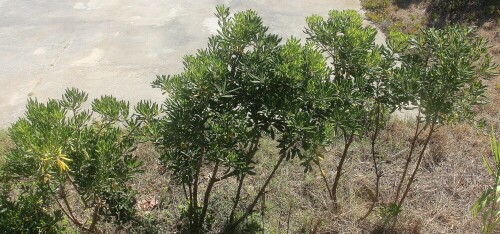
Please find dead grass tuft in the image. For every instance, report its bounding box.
[0,130,13,157]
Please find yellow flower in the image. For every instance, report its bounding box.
[43,173,52,183]
[56,147,72,173]
[56,159,70,173]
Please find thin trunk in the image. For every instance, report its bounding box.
[182,183,189,201]
[188,183,193,206]
[229,151,287,230]
[398,123,435,207]
[89,200,101,234]
[200,161,220,225]
[260,191,266,223]
[193,148,204,208]
[394,111,424,203]
[47,184,82,228]
[228,138,260,224]
[52,192,80,227]
[229,174,245,224]
[331,133,355,204]
[359,104,383,221]
[317,161,333,200]
[61,188,79,225]
[65,171,89,208]
[192,145,205,228]
[187,182,194,229]
[57,183,78,223]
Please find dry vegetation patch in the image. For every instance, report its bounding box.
[120,119,494,233]
[357,0,500,232]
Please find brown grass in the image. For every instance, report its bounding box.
[0,110,496,233]
[0,130,13,157]
[112,116,494,233]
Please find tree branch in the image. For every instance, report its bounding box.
[228,150,287,230]
[200,161,220,225]
[398,123,435,207]
[331,132,355,204]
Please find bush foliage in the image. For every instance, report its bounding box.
[1,89,148,233]
[0,6,496,233]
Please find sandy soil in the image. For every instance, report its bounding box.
[0,0,384,127]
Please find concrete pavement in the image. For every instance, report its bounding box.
[0,0,383,126]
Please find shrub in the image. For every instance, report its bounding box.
[305,10,399,211]
[473,130,500,233]
[0,179,64,233]
[3,88,146,232]
[390,25,496,220]
[149,5,334,233]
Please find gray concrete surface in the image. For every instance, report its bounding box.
[0,0,383,127]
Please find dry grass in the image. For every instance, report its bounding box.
[0,130,12,158]
[115,117,494,233]
[390,123,490,233]
[0,110,496,233]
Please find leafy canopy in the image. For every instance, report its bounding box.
[152,5,334,183]
[5,88,145,229]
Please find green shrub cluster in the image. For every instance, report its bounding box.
[0,6,496,233]
[473,130,500,234]
[1,89,149,233]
